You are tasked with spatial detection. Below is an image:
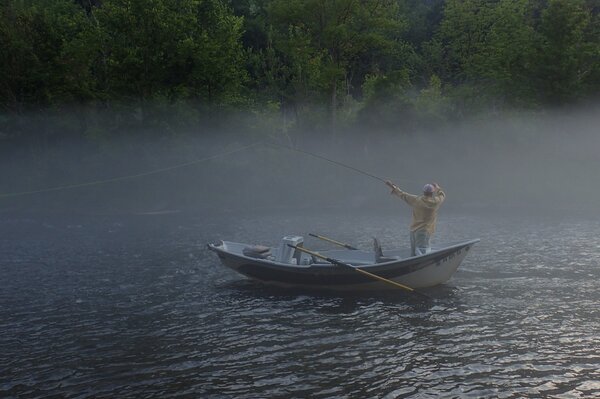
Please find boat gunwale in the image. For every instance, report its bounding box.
[207,238,480,271]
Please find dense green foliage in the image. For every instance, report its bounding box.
[1,0,599,139]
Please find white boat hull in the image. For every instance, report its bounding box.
[208,239,479,290]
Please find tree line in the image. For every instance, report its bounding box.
[1,0,599,141]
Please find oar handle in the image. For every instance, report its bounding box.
[308,233,358,250]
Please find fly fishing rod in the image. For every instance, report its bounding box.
[264,141,387,184]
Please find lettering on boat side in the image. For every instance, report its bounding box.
[436,249,461,266]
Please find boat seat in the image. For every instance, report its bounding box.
[373,237,399,263]
[243,245,272,259]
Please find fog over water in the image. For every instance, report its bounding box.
[2,105,599,215]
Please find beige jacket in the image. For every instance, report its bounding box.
[392,187,446,234]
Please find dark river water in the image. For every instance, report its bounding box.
[1,210,599,398]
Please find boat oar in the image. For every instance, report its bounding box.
[288,244,431,299]
[308,233,358,250]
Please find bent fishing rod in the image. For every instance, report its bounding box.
[264,141,388,184]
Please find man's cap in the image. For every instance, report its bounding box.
[423,184,435,194]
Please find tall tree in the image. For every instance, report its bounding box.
[434,0,497,84]
[0,1,93,111]
[474,0,538,107]
[534,0,596,104]
[80,0,246,116]
[267,0,408,137]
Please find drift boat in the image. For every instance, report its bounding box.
[208,236,479,290]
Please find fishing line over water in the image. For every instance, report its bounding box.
[0,139,406,200]
[0,142,262,199]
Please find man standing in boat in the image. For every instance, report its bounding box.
[384,181,446,256]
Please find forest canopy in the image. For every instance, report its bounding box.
[1,0,599,141]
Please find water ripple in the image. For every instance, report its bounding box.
[1,212,600,398]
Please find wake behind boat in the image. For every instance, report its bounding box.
[208,235,479,290]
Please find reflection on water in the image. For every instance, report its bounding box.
[1,211,599,398]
